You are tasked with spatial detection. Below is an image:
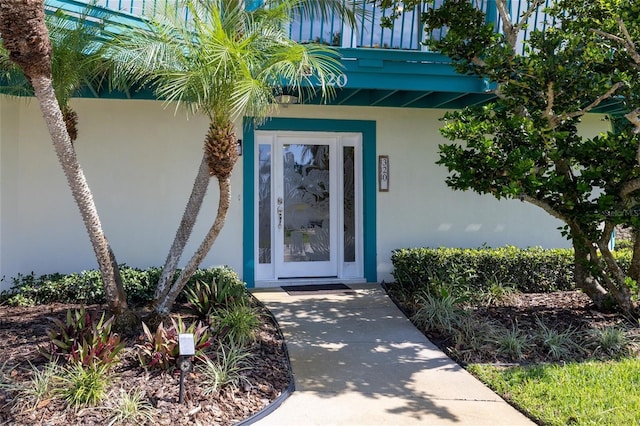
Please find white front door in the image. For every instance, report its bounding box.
[275,137,338,278]
[255,131,363,282]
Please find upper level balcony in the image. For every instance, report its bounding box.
[42,0,624,113]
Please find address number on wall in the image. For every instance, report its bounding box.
[378,155,389,192]
[315,73,348,88]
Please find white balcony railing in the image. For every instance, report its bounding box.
[64,0,549,54]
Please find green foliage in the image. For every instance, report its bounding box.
[533,317,584,361]
[183,268,247,317]
[136,316,212,371]
[469,359,640,426]
[210,303,260,347]
[492,325,532,360]
[197,343,252,395]
[42,306,124,368]
[478,276,518,307]
[104,0,343,125]
[55,362,111,408]
[449,315,498,364]
[379,0,640,314]
[589,326,636,359]
[391,246,578,294]
[410,288,469,333]
[0,266,238,307]
[13,362,60,411]
[108,388,158,424]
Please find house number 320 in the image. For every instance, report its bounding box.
[317,73,348,88]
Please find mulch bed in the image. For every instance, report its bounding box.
[0,301,291,426]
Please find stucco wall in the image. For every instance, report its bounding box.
[0,97,244,291]
[0,97,609,290]
[271,106,608,281]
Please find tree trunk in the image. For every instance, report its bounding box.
[572,236,610,311]
[154,176,232,317]
[628,229,640,282]
[154,153,211,303]
[30,74,129,316]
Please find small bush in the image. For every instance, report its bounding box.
[13,362,60,412]
[107,388,157,424]
[210,303,260,347]
[42,306,124,368]
[533,317,584,361]
[184,275,247,320]
[55,362,111,408]
[589,326,635,359]
[136,316,211,370]
[410,288,469,333]
[449,315,498,364]
[478,277,518,307]
[492,325,532,360]
[198,343,252,394]
[0,266,245,307]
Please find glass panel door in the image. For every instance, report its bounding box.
[275,137,338,278]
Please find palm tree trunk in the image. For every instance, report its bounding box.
[154,176,232,317]
[154,153,211,303]
[30,74,128,315]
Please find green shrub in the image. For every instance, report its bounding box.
[108,388,158,424]
[55,362,111,408]
[198,343,252,394]
[13,362,60,411]
[391,246,573,293]
[410,288,469,333]
[184,274,248,320]
[589,326,635,359]
[0,266,244,307]
[210,303,260,347]
[492,325,532,360]
[391,246,636,295]
[180,266,246,303]
[42,306,124,368]
[478,277,518,307]
[136,316,212,371]
[533,317,584,361]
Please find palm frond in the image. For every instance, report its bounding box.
[264,0,368,29]
[104,0,345,121]
[0,44,32,97]
[46,5,111,106]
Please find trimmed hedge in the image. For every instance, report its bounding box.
[391,246,633,293]
[0,265,243,307]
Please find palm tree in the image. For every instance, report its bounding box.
[105,0,347,318]
[0,1,131,321]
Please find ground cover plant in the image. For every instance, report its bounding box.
[387,245,640,425]
[0,266,291,425]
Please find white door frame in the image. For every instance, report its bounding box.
[254,130,364,285]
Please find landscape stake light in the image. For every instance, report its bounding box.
[178,333,195,403]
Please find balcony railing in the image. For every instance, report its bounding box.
[64,0,498,51]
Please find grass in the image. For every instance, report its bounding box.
[198,343,252,394]
[468,358,640,426]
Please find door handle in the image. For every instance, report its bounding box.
[277,197,283,229]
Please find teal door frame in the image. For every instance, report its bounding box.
[243,117,377,287]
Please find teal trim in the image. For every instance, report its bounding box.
[243,119,257,287]
[242,118,377,286]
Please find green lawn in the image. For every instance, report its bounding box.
[469,358,640,426]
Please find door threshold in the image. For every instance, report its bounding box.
[253,277,367,288]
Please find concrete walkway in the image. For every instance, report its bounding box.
[251,284,534,426]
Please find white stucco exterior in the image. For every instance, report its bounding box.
[0,96,608,291]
